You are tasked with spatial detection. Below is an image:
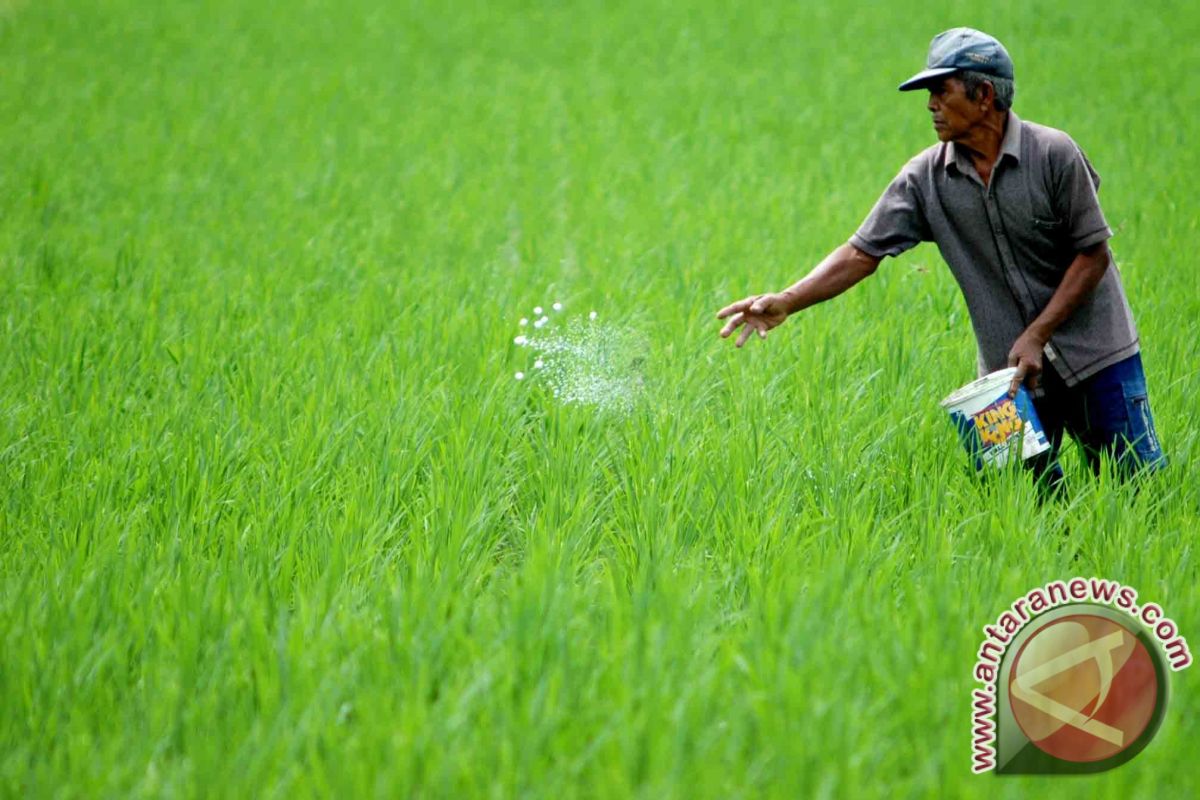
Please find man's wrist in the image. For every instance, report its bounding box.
[1024,320,1054,346]
[778,288,805,315]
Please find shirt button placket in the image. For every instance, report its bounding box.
[983,188,1036,320]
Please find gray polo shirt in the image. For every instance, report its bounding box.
[850,111,1139,386]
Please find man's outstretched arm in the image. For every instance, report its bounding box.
[716,243,883,347]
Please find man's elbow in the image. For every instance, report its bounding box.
[1081,240,1110,265]
[1065,241,1111,297]
[844,243,882,277]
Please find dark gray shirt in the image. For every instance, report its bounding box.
[850,112,1139,386]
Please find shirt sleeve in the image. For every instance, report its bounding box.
[849,163,932,258]
[1054,142,1113,251]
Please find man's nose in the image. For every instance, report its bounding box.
[927,93,938,112]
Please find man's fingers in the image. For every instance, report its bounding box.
[719,296,775,345]
[1009,364,1027,398]
[735,321,770,348]
[719,312,745,338]
[716,298,755,319]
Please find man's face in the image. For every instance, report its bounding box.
[925,76,985,142]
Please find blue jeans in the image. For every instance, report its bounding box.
[1025,352,1167,489]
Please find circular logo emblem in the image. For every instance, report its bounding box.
[1008,614,1159,763]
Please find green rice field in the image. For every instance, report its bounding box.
[2,0,1198,796]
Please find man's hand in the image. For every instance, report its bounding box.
[1007,329,1047,396]
[714,243,881,348]
[716,293,791,347]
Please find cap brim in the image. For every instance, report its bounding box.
[897,66,959,91]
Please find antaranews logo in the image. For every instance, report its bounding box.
[970,577,1191,775]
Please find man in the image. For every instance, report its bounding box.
[716,28,1165,487]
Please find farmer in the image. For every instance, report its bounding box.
[716,27,1165,486]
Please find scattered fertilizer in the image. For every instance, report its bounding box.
[511,302,644,413]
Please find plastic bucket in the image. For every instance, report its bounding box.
[940,368,1051,470]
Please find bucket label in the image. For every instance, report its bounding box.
[947,387,1050,470]
[974,397,1022,448]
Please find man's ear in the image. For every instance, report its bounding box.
[981,81,996,111]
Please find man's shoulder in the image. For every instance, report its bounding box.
[1019,118,1084,158]
[897,142,948,177]
[1017,116,1106,195]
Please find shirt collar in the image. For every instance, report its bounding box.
[943,111,1022,173]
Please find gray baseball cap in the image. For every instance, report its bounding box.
[898,27,1014,91]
